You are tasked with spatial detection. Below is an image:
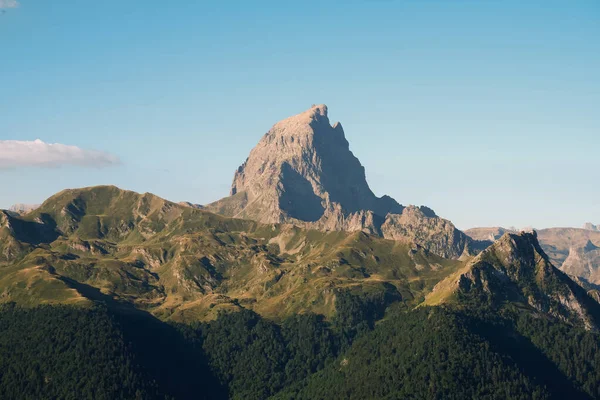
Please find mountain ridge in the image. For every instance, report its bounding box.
[0,185,468,322]
[426,231,600,330]
[466,226,600,286]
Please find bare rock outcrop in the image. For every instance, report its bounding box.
[205,104,474,258]
[561,240,600,285]
[382,206,470,259]
[584,223,600,232]
[429,231,600,330]
[8,203,40,215]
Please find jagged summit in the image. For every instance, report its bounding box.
[426,231,600,330]
[225,103,402,222]
[206,104,474,258]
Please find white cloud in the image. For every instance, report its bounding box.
[0,0,19,9]
[0,139,120,169]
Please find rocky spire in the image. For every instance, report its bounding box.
[205,104,474,258]
[211,104,403,224]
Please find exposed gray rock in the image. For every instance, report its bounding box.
[561,240,600,285]
[205,104,474,258]
[382,206,470,259]
[8,203,40,214]
[219,104,403,222]
[465,227,515,242]
[467,226,600,286]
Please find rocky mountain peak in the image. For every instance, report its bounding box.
[220,104,403,224]
[205,104,475,259]
[427,231,600,330]
[583,222,599,232]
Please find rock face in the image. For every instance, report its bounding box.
[561,240,600,285]
[8,203,40,214]
[466,226,600,285]
[584,223,600,232]
[209,104,403,223]
[465,227,515,242]
[382,206,471,259]
[428,232,600,330]
[206,104,473,258]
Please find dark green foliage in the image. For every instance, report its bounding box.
[514,312,600,398]
[277,307,553,400]
[333,284,401,344]
[1,301,599,400]
[0,304,225,400]
[275,307,600,400]
[199,310,338,400]
[111,310,226,400]
[0,304,158,400]
[200,309,288,399]
[281,313,338,382]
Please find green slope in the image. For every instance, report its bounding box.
[0,185,464,322]
[424,232,600,330]
[273,306,600,400]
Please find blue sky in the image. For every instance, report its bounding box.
[1,0,598,229]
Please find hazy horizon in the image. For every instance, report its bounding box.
[1,1,598,230]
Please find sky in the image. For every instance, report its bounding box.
[0,0,598,230]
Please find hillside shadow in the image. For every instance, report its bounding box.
[279,162,325,222]
[7,213,60,245]
[57,277,228,399]
[469,317,591,400]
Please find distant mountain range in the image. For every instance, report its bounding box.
[8,203,40,215]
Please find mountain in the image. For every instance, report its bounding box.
[178,201,203,209]
[205,104,475,259]
[8,203,40,214]
[584,223,600,232]
[280,234,600,399]
[570,275,600,303]
[2,106,599,398]
[3,187,600,399]
[562,240,600,286]
[0,185,465,321]
[537,228,600,271]
[466,226,600,286]
[205,104,403,227]
[425,231,600,330]
[465,226,515,242]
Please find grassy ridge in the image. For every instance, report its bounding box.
[0,186,464,322]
